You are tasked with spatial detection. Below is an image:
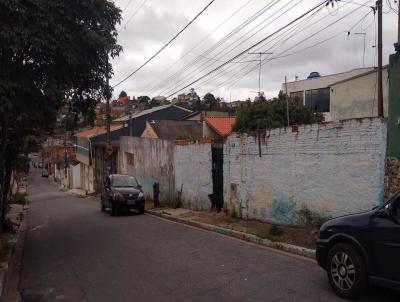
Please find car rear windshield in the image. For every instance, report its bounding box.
[111,176,138,187]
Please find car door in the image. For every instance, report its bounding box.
[369,195,400,282]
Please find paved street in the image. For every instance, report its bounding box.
[20,169,399,302]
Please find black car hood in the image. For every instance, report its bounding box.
[112,187,141,194]
[322,210,375,229]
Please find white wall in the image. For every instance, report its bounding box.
[71,164,80,189]
[224,118,387,225]
[331,67,389,120]
[174,143,213,210]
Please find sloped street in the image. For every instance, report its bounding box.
[20,169,400,302]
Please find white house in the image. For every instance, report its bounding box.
[281,67,389,121]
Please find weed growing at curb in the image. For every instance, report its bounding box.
[9,193,27,205]
[270,225,283,236]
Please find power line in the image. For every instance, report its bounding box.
[156,0,298,97]
[205,6,325,92]
[119,0,149,32]
[138,0,255,95]
[159,0,296,96]
[165,0,329,98]
[122,0,136,13]
[113,0,217,89]
[169,0,323,96]
[208,0,374,93]
[146,0,282,96]
[219,2,371,91]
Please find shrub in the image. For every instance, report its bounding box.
[269,224,283,237]
[298,206,329,227]
[9,193,27,205]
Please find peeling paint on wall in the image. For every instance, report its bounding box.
[224,118,387,225]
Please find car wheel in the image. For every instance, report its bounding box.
[327,243,367,300]
[101,203,106,212]
[139,204,145,215]
[110,201,118,216]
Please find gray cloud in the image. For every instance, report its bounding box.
[111,0,398,101]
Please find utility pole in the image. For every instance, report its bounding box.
[105,55,112,176]
[355,32,367,67]
[248,52,273,97]
[377,0,384,118]
[285,76,290,127]
[396,0,400,52]
[64,131,67,185]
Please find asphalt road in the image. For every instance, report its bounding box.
[19,169,399,302]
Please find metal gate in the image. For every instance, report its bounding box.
[211,145,224,210]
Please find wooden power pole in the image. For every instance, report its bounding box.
[396,0,400,52]
[377,0,384,118]
[105,55,112,176]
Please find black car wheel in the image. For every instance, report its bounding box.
[110,201,118,216]
[327,243,367,300]
[138,203,145,215]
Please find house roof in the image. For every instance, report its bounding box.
[114,104,192,122]
[75,125,122,138]
[205,116,236,137]
[148,120,203,140]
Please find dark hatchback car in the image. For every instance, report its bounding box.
[316,191,400,299]
[101,174,145,216]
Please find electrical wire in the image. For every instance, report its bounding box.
[209,0,374,94]
[146,0,283,96]
[165,0,330,98]
[137,0,255,95]
[198,5,323,91]
[222,3,372,92]
[113,0,217,89]
[119,0,149,33]
[157,0,301,97]
[122,0,136,13]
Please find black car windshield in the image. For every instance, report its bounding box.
[111,176,138,187]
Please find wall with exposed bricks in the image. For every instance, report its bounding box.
[224,118,387,225]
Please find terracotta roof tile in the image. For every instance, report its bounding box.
[205,116,236,137]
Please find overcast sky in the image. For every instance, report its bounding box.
[110,0,398,101]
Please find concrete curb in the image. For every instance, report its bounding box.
[146,209,316,260]
[0,206,28,301]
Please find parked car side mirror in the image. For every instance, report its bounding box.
[374,204,393,219]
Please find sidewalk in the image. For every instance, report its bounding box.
[146,207,317,259]
[0,204,27,302]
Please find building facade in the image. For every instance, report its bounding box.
[281,67,389,121]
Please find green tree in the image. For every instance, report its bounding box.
[233,96,324,132]
[202,93,217,109]
[0,0,122,224]
[119,91,128,98]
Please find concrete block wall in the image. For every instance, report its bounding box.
[174,143,213,210]
[224,118,387,225]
